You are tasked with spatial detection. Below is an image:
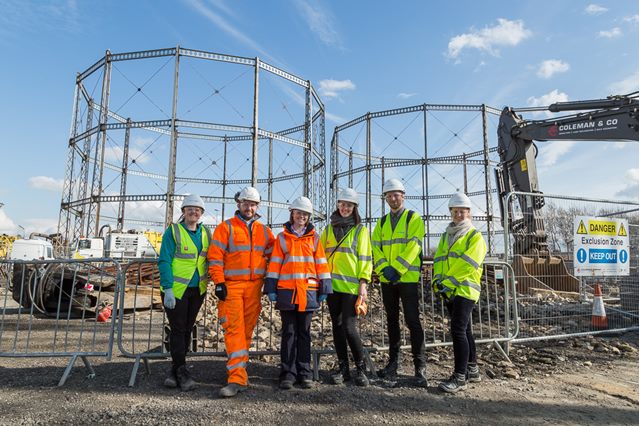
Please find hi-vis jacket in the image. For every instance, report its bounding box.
[264,223,332,311]
[372,209,424,283]
[320,224,372,295]
[207,213,275,284]
[168,223,211,299]
[433,227,487,303]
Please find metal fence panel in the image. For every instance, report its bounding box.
[0,258,121,385]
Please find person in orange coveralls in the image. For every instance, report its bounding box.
[207,186,275,398]
[264,196,332,390]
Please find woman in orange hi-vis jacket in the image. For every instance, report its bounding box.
[264,196,332,390]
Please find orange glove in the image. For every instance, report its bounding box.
[355,295,367,316]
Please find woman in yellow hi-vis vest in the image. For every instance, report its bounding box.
[321,188,372,387]
[158,194,211,391]
[433,193,486,393]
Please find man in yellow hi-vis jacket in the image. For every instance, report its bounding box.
[372,178,427,387]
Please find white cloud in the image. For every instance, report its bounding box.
[585,4,608,15]
[0,209,17,234]
[538,141,577,167]
[318,79,355,99]
[626,168,639,182]
[397,92,417,100]
[615,169,639,199]
[103,146,151,165]
[610,70,639,94]
[23,218,58,235]
[623,15,639,24]
[446,18,531,59]
[184,0,271,58]
[536,59,570,79]
[598,27,621,38]
[293,0,342,48]
[527,89,569,108]
[325,111,346,124]
[27,176,64,192]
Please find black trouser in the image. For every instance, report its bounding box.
[446,296,477,375]
[327,292,365,365]
[162,287,205,372]
[279,309,313,382]
[381,282,426,366]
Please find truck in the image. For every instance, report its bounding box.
[495,93,639,294]
[74,225,158,260]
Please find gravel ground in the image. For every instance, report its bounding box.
[1,331,638,425]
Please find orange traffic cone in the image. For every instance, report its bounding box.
[591,283,608,328]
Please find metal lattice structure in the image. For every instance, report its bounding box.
[330,104,502,255]
[57,47,326,253]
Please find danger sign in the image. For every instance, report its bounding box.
[574,216,630,276]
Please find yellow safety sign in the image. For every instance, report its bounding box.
[618,223,628,237]
[576,220,588,235]
[588,219,617,236]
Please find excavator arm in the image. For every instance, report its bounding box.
[496,94,639,257]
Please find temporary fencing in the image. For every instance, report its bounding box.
[0,258,121,385]
[502,192,639,343]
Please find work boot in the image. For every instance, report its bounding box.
[279,379,294,390]
[219,382,248,398]
[329,360,351,385]
[438,373,467,394]
[353,363,370,387]
[164,369,178,388]
[414,366,428,388]
[176,365,197,392]
[466,364,481,383]
[298,378,314,389]
[377,357,398,380]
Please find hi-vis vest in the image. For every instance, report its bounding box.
[433,227,487,303]
[320,224,372,294]
[168,223,211,299]
[207,215,274,284]
[372,209,424,283]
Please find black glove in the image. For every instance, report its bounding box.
[215,282,227,301]
[382,266,401,283]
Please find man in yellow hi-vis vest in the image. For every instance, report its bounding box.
[372,178,427,387]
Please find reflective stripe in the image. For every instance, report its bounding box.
[448,275,481,292]
[232,244,251,251]
[372,241,382,248]
[314,233,320,251]
[334,247,354,254]
[212,239,227,250]
[374,258,387,269]
[396,256,412,269]
[228,349,249,360]
[466,229,479,251]
[316,258,327,265]
[406,265,421,272]
[284,256,315,263]
[318,273,331,279]
[433,273,443,280]
[199,275,209,283]
[433,256,447,263]
[358,255,372,261]
[460,253,480,269]
[254,268,265,275]
[199,250,207,257]
[208,260,223,266]
[225,268,251,276]
[279,233,288,255]
[270,256,283,264]
[174,276,190,284]
[380,238,410,246]
[410,236,422,245]
[332,274,360,284]
[175,253,196,259]
[253,245,265,252]
[227,360,247,371]
[278,273,311,280]
[266,271,279,279]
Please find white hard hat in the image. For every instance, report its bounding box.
[182,194,205,211]
[337,188,359,206]
[238,186,261,203]
[289,196,313,215]
[448,192,472,209]
[383,178,405,194]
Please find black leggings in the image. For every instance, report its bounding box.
[327,292,365,365]
[446,296,477,375]
[162,287,205,371]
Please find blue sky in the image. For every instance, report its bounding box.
[2,0,639,236]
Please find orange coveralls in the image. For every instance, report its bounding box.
[208,214,274,386]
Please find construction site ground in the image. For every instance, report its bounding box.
[1,331,638,425]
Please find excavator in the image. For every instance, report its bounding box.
[495,93,639,294]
